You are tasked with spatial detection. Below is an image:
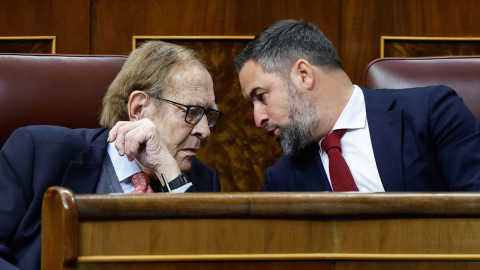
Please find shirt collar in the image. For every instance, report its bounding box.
[318,85,366,152]
[107,142,142,182]
[332,85,366,131]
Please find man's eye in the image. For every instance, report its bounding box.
[257,93,266,102]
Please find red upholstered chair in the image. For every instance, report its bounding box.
[364,56,480,122]
[0,54,127,148]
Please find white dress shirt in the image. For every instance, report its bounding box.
[318,85,385,192]
[107,142,192,193]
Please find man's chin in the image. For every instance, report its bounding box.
[278,137,294,157]
[178,158,193,173]
[279,136,311,158]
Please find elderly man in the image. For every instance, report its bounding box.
[235,19,480,192]
[0,41,221,269]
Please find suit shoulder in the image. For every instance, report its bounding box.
[362,85,462,111]
[268,155,294,173]
[363,84,457,98]
[5,126,108,152]
[268,144,318,176]
[22,125,106,141]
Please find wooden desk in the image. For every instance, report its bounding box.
[42,187,480,269]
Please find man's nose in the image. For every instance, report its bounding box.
[192,115,211,138]
[253,104,269,128]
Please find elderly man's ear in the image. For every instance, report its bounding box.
[128,90,149,121]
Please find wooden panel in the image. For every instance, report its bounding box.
[0,0,90,54]
[72,192,480,258]
[93,0,340,55]
[51,0,91,53]
[0,36,56,53]
[42,188,78,270]
[341,0,480,85]
[336,261,480,270]
[77,261,330,270]
[0,0,52,35]
[41,187,480,269]
[382,37,480,57]
[78,217,480,257]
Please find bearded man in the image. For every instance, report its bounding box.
[235,19,480,192]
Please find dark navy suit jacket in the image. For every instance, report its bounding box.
[0,126,220,270]
[263,86,480,191]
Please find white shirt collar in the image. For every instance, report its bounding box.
[332,85,366,131]
[107,142,142,182]
[318,85,366,151]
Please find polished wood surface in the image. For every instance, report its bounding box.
[336,261,480,270]
[42,187,480,269]
[41,187,79,270]
[0,0,90,53]
[92,0,340,55]
[74,192,480,219]
[0,36,56,53]
[77,261,330,270]
[341,0,480,84]
[382,37,480,57]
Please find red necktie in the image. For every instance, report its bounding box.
[131,172,153,194]
[321,129,358,192]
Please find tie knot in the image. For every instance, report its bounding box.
[321,129,347,152]
[131,172,153,194]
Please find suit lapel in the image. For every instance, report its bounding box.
[61,129,109,194]
[362,87,405,191]
[292,144,333,191]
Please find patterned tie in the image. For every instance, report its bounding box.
[131,172,153,194]
[321,129,358,192]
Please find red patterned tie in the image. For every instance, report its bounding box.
[321,129,358,192]
[131,172,153,194]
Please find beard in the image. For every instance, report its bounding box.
[267,81,318,157]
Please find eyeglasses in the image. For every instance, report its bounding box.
[148,95,222,128]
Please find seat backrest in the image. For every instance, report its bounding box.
[0,54,127,147]
[364,56,480,122]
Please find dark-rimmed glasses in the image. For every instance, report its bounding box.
[148,95,222,128]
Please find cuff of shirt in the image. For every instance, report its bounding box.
[171,182,192,193]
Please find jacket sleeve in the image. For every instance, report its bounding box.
[429,86,480,190]
[0,128,37,269]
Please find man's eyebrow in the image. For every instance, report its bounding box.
[244,87,260,102]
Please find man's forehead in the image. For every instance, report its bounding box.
[239,60,286,101]
[168,84,216,107]
[239,60,263,80]
[170,67,211,88]
[166,65,214,102]
[239,61,263,99]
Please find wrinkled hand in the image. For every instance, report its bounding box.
[108,119,180,179]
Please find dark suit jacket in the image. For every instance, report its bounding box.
[263,85,480,192]
[0,126,220,270]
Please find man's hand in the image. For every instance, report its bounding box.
[107,119,181,180]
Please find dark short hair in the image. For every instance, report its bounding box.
[234,19,343,79]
